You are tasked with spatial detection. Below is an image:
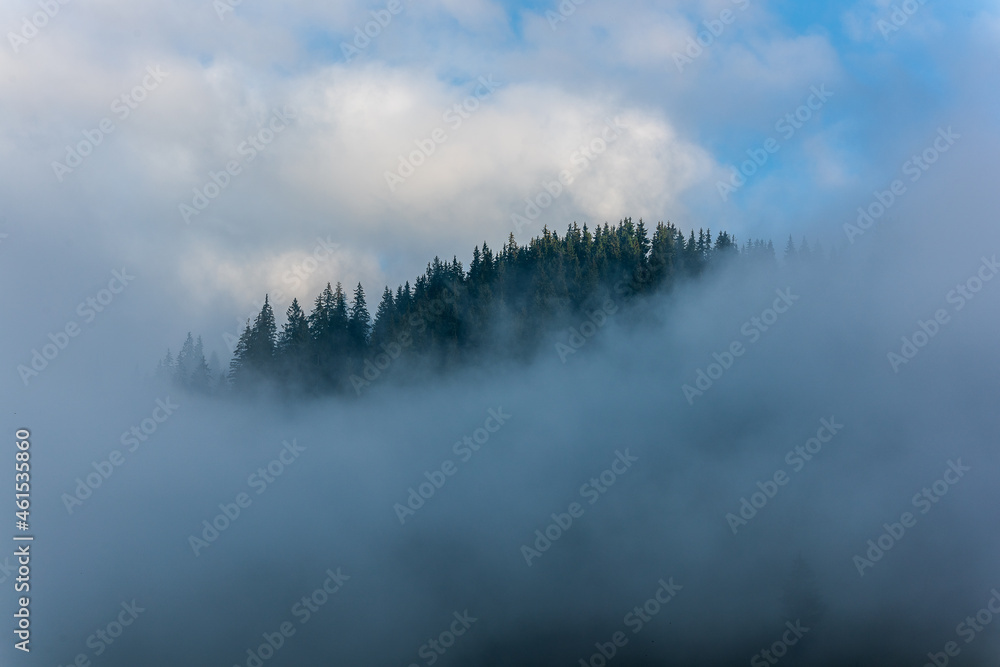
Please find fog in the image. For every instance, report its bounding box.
[2,181,998,666]
[4,1,1000,665]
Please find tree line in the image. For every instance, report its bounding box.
[156,219,809,396]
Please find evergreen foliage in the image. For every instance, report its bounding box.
[161,219,783,395]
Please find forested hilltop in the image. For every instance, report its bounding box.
[158,219,792,396]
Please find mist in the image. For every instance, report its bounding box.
[4,1,1000,665]
[3,191,998,665]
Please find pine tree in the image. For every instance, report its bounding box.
[155,349,175,382]
[249,295,277,365]
[684,229,701,275]
[784,235,797,264]
[371,287,396,347]
[228,320,252,387]
[207,220,774,394]
[231,296,276,389]
[636,218,651,259]
[348,282,371,351]
[309,283,334,341]
[190,336,212,391]
[713,230,737,258]
[332,282,349,332]
[278,298,310,355]
[175,332,197,386]
[307,283,350,388]
[276,298,311,389]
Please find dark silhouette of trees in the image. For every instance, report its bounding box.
[163,219,782,396]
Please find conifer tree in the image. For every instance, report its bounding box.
[371,287,396,347]
[308,283,336,379]
[276,298,310,388]
[231,296,276,388]
[309,283,334,340]
[190,336,212,391]
[636,219,651,259]
[279,299,309,353]
[332,282,349,332]
[348,282,371,351]
[784,235,797,264]
[684,229,701,275]
[228,320,252,387]
[202,219,774,394]
[249,296,277,363]
[156,349,175,382]
[175,333,197,386]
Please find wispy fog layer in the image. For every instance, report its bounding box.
[3,1,1000,665]
[4,198,1000,665]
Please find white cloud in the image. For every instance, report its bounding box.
[3,0,993,352]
